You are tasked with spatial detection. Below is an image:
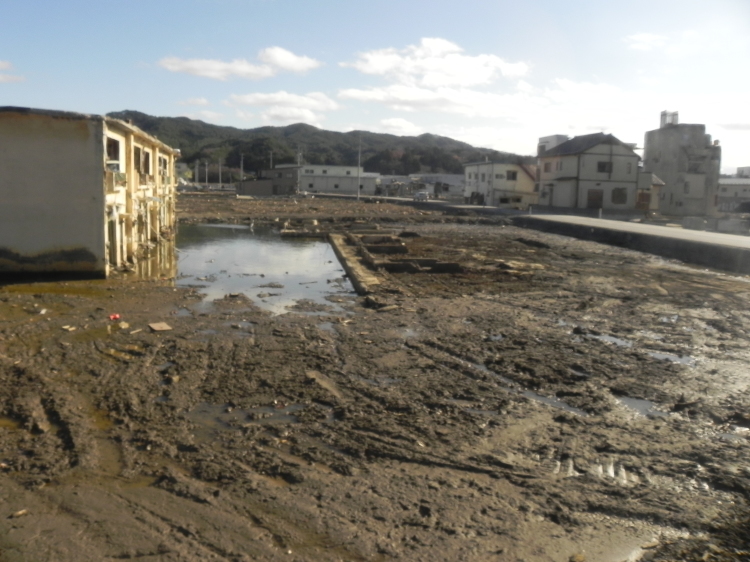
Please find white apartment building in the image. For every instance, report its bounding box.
[463,162,537,207]
[537,132,641,210]
[0,106,178,276]
[300,165,380,195]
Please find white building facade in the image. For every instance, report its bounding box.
[463,162,537,207]
[0,107,178,276]
[300,165,380,195]
[537,133,641,210]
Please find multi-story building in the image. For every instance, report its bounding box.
[300,165,379,195]
[463,161,537,207]
[0,107,178,276]
[642,111,721,216]
[537,132,641,210]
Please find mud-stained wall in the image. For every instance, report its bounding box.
[0,112,106,274]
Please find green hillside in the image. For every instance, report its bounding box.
[107,110,534,176]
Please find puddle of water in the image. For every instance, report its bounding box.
[318,322,336,333]
[173,308,193,317]
[186,402,305,442]
[176,224,355,315]
[400,328,419,339]
[587,334,633,348]
[488,334,504,342]
[617,396,668,418]
[648,352,695,366]
[660,315,679,323]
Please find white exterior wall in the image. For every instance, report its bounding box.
[538,144,640,209]
[300,165,379,195]
[463,162,537,207]
[0,109,178,276]
[0,111,107,273]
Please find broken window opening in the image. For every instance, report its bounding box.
[611,187,627,204]
[506,170,518,181]
[597,161,613,173]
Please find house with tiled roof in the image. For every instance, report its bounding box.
[537,132,643,210]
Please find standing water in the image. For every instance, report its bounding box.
[176,224,355,315]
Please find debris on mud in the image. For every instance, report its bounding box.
[0,195,748,561]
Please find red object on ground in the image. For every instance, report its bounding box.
[109,314,121,321]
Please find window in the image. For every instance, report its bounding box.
[334,184,339,188]
[308,183,314,188]
[597,161,612,173]
[543,162,551,173]
[305,169,314,174]
[142,151,151,175]
[359,184,363,190]
[684,181,690,194]
[481,173,485,181]
[626,162,632,174]
[106,138,120,162]
[506,170,518,181]
[276,172,283,178]
[346,171,351,175]
[322,169,327,174]
[286,173,292,178]
[555,161,562,171]
[134,147,142,173]
[611,187,627,204]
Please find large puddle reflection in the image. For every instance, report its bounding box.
[176,224,355,315]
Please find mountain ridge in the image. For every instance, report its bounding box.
[107,110,534,176]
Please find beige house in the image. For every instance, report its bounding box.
[537,133,641,210]
[0,107,178,277]
[463,161,537,207]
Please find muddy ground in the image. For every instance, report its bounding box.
[0,194,749,561]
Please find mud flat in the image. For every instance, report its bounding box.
[0,196,748,561]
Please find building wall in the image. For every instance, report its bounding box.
[463,162,537,207]
[300,165,379,195]
[0,111,107,273]
[643,124,721,216]
[538,144,639,210]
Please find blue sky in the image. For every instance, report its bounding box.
[1,0,748,172]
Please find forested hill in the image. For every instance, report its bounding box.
[107,110,534,176]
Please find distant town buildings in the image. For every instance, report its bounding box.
[0,107,178,277]
[237,164,380,198]
[463,161,537,207]
[642,111,721,217]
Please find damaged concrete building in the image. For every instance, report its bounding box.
[0,107,179,277]
[643,111,721,217]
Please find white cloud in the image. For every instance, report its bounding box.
[228,91,337,111]
[377,118,423,136]
[184,110,224,122]
[341,37,528,87]
[0,60,24,83]
[159,57,274,80]
[159,47,321,81]
[234,109,255,121]
[179,97,210,106]
[261,107,321,126]
[258,47,321,73]
[226,91,337,127]
[625,33,667,51]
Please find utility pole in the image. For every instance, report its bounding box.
[356,135,361,202]
[240,153,244,184]
[194,161,198,184]
[205,160,208,185]
[270,149,273,170]
[219,159,222,189]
